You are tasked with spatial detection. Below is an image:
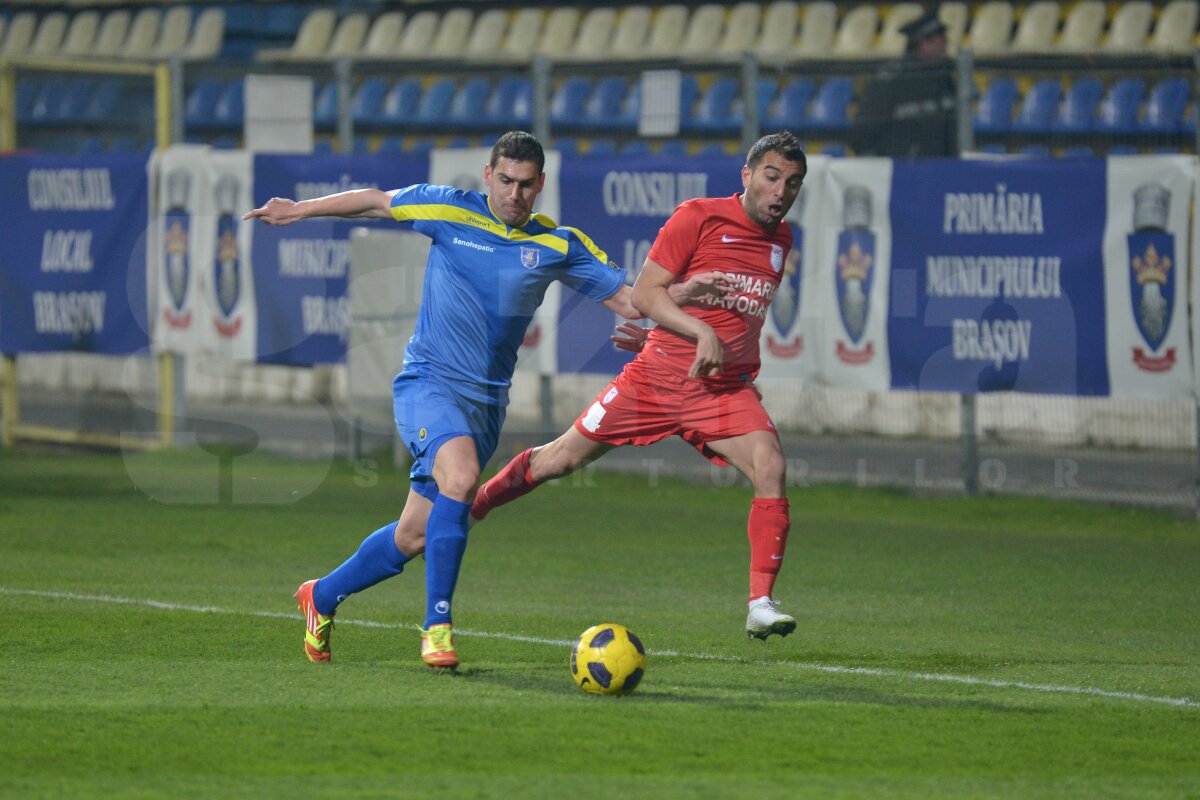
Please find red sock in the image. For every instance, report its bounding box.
[470,448,540,521]
[747,498,790,602]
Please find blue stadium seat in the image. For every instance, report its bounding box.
[214,80,245,128]
[447,77,493,131]
[821,143,848,158]
[1012,80,1062,134]
[974,78,1019,134]
[1020,144,1051,158]
[413,78,457,129]
[406,138,437,154]
[695,142,729,156]
[612,82,641,132]
[1052,77,1103,132]
[657,140,688,157]
[1096,78,1145,134]
[1139,77,1190,133]
[587,138,617,155]
[685,76,741,134]
[312,139,334,155]
[486,76,532,129]
[351,77,390,127]
[805,77,854,131]
[584,77,630,130]
[85,79,123,123]
[211,135,238,150]
[16,78,40,123]
[78,136,106,155]
[313,81,338,131]
[767,78,816,129]
[379,78,422,124]
[443,137,473,149]
[619,139,651,155]
[29,79,67,125]
[550,77,591,127]
[376,136,406,153]
[55,78,95,124]
[1108,145,1139,155]
[353,135,371,153]
[185,79,224,131]
[553,137,580,154]
[1062,146,1094,158]
[737,78,778,129]
[977,143,1007,155]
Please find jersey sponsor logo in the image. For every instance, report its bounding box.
[452,236,496,253]
[520,245,540,269]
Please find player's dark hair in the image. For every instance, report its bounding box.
[490,131,546,173]
[746,132,807,176]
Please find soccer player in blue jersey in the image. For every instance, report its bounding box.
[244,131,723,668]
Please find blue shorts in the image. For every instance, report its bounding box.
[392,372,505,500]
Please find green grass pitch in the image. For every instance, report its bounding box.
[1,447,1197,799]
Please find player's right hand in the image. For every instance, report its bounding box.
[689,327,724,378]
[681,271,732,302]
[242,197,299,225]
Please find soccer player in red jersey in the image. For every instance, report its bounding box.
[471,132,807,639]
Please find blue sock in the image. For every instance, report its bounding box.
[312,522,408,615]
[423,495,471,628]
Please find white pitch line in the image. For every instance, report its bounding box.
[4,586,1197,710]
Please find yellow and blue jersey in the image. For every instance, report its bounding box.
[389,183,624,405]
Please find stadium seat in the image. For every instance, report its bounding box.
[60,11,100,58]
[877,3,924,56]
[1051,77,1103,132]
[767,77,816,129]
[831,5,879,58]
[379,78,423,124]
[551,77,592,126]
[359,12,403,58]
[1012,79,1062,133]
[977,143,1008,155]
[312,139,334,155]
[485,76,532,129]
[1096,78,1146,134]
[757,1,800,60]
[657,140,689,157]
[619,139,652,155]
[184,8,223,61]
[587,138,617,155]
[447,77,493,130]
[463,9,509,60]
[805,77,854,131]
[214,80,245,128]
[535,7,581,59]
[695,142,730,156]
[0,12,37,57]
[685,77,741,134]
[259,9,335,61]
[1104,1,1153,53]
[583,76,631,130]
[412,78,457,129]
[1058,0,1105,52]
[376,136,406,154]
[795,2,837,58]
[553,137,580,155]
[821,142,848,157]
[153,7,192,59]
[313,80,338,131]
[29,12,68,58]
[567,7,617,61]
[735,77,779,129]
[430,8,475,59]
[1139,77,1191,133]
[15,78,38,123]
[121,8,162,60]
[1011,1,1060,53]
[406,138,437,155]
[185,79,223,130]
[79,136,106,156]
[939,2,969,53]
[351,77,390,126]
[84,78,122,123]
[715,2,762,60]
[1020,144,1051,158]
[964,1,1014,55]
[324,13,369,60]
[613,82,642,131]
[1062,146,1094,158]
[679,4,726,59]
[28,79,67,125]
[1149,0,1199,53]
[89,10,129,58]
[1108,145,1139,155]
[500,9,544,62]
[643,5,689,59]
[394,11,438,59]
[974,77,1019,134]
[610,6,652,60]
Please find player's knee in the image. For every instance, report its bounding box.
[754,449,787,494]
[437,466,480,500]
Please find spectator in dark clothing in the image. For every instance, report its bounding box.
[849,9,959,158]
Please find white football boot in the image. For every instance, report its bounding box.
[745,597,796,640]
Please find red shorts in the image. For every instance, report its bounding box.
[572,363,777,466]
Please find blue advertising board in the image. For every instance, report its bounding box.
[0,154,148,354]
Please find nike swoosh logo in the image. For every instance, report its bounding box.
[721,235,741,243]
[770,555,783,560]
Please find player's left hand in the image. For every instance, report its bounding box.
[611,322,649,353]
[680,271,732,302]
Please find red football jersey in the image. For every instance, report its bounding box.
[639,194,791,384]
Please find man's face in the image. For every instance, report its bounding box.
[484,157,545,227]
[740,151,806,229]
[915,31,948,58]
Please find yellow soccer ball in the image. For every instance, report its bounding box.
[570,623,646,695]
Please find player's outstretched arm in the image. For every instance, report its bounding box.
[632,258,723,377]
[242,188,399,225]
